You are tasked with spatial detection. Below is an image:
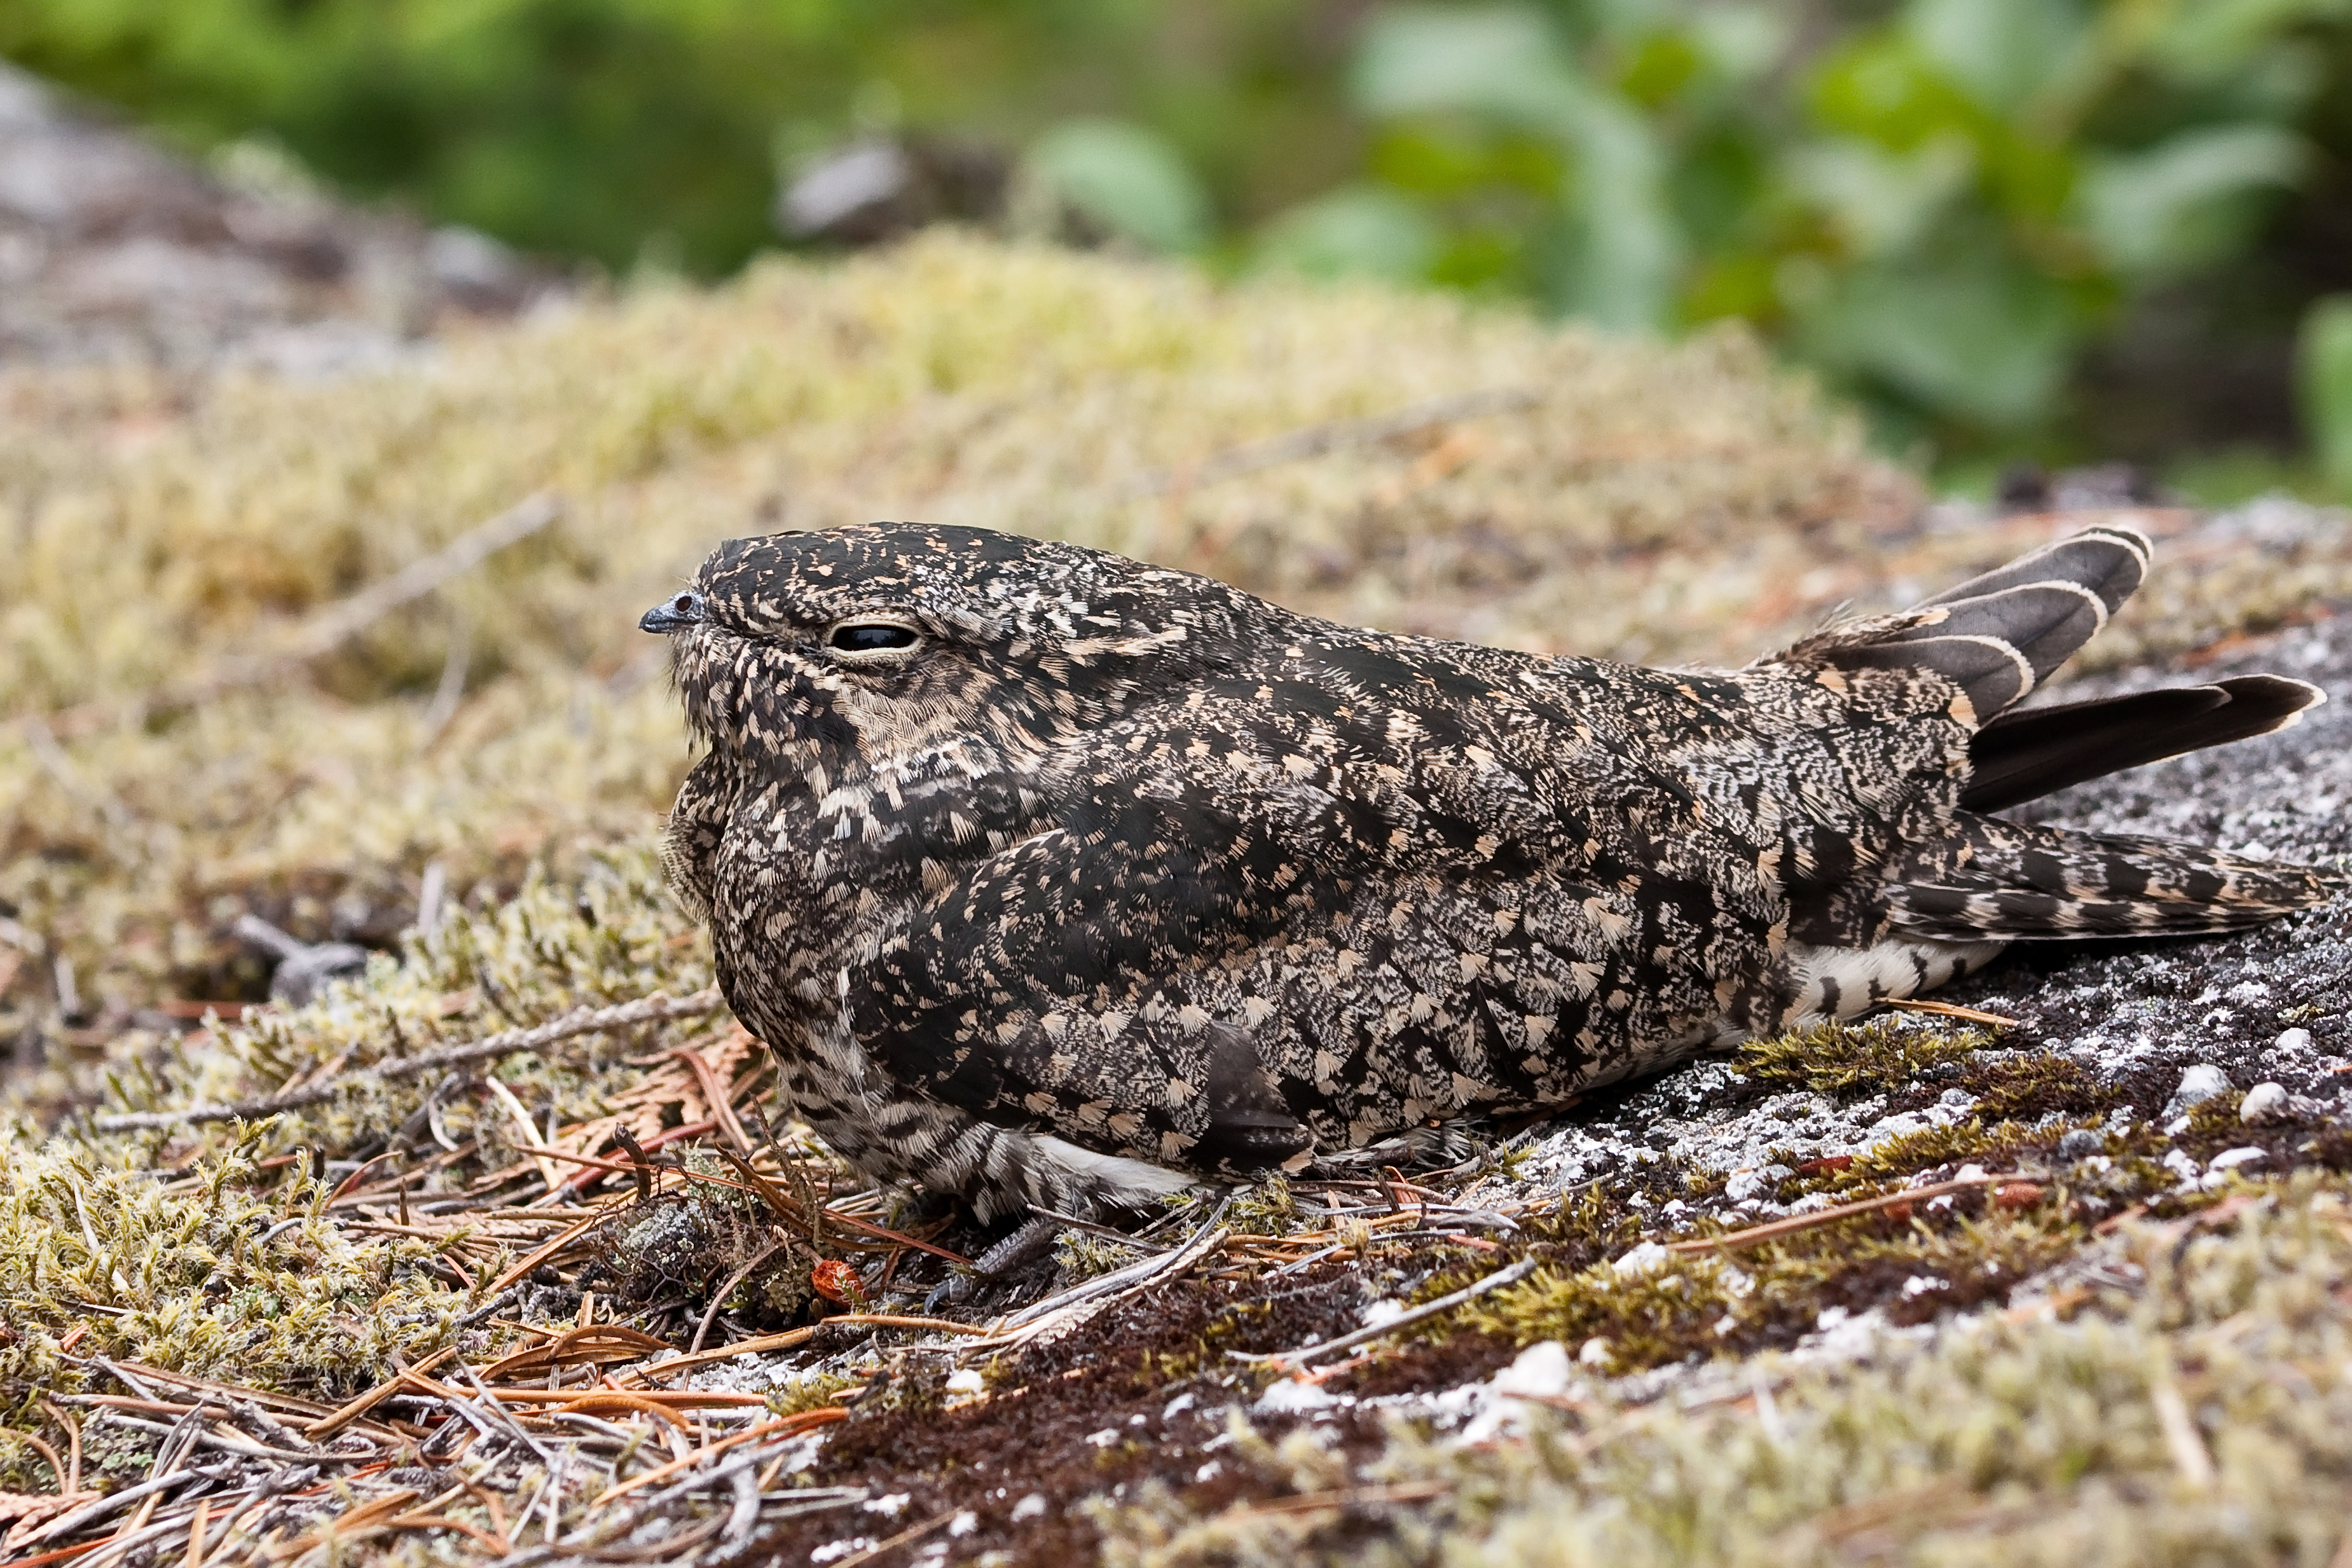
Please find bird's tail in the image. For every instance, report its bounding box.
[1779,524,2151,719]
[1774,523,2325,811]
[1883,815,2336,940]
[1962,674,2323,813]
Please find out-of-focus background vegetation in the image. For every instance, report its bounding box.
[6,0,2352,493]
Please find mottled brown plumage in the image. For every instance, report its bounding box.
[642,523,2330,1219]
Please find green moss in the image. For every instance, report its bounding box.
[1520,1184,1646,1260]
[1448,1188,2086,1377]
[1225,1175,1303,1238]
[1057,1228,1149,1280]
[1146,1288,1344,1390]
[1734,1018,1984,1100]
[1457,1256,1735,1372]
[0,1125,465,1444]
[86,844,714,1173]
[1845,1120,2019,1186]
[770,1369,863,1418]
[1962,1050,2118,1123]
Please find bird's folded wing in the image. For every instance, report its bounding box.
[848,797,1317,1170]
[840,681,1580,1169]
[839,680,1721,1168]
[1881,815,2335,939]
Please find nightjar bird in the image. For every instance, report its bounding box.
[642,522,2332,1220]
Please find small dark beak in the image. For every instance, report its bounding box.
[640,589,706,633]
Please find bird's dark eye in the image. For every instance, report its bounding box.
[829,622,920,654]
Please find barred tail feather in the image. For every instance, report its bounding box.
[1791,525,2152,719]
[1884,816,2337,941]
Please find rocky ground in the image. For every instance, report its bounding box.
[0,60,553,375]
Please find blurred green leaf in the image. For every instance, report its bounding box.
[1808,31,1983,152]
[2078,122,2304,279]
[1368,122,1564,198]
[2145,0,2352,82]
[1427,226,1527,292]
[0,0,1365,275]
[1251,184,1440,282]
[2300,295,2352,492]
[1351,6,1581,129]
[1617,29,1705,109]
[1684,4,1790,85]
[1787,133,1974,258]
[1346,5,1680,329]
[1906,0,2091,114]
[8,0,2351,462]
[1018,118,1211,254]
[1540,94,1682,331]
[1795,243,2078,427]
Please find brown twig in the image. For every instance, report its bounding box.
[622,1327,818,1383]
[92,987,727,1131]
[264,1489,423,1564]
[18,1429,69,1492]
[1665,1173,2028,1255]
[546,1393,692,1431]
[585,1409,848,1510]
[691,1242,785,1354]
[703,1145,816,1231]
[12,1541,109,1568]
[483,1075,567,1193]
[477,1324,672,1382]
[181,1499,207,1568]
[305,1348,458,1440]
[1880,998,2020,1028]
[90,1364,358,1433]
[1229,1253,1541,1370]
[485,1207,616,1295]
[32,492,562,739]
[671,1045,757,1159]
[473,1388,767,1408]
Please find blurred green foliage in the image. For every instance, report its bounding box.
[6,0,2352,473]
[2304,294,2352,489]
[1288,0,2352,456]
[0,1,1360,277]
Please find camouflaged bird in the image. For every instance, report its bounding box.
[641,522,2332,1220]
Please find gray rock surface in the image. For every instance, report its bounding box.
[0,61,557,372]
[1965,612,2349,1086]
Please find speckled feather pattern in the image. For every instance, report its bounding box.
[650,523,2331,1218]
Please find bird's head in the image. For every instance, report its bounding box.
[641,523,1248,776]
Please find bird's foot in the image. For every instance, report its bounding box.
[921,1214,1063,1313]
